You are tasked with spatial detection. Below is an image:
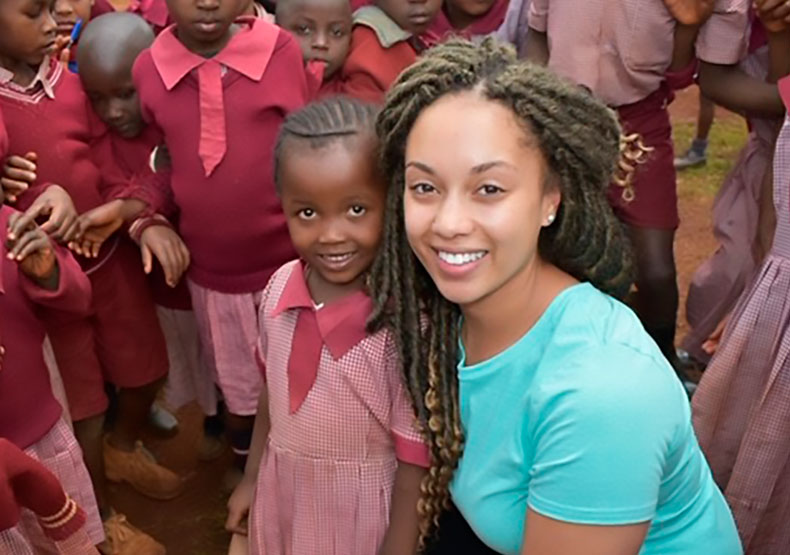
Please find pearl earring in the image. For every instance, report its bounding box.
[545,213,556,226]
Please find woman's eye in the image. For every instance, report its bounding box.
[348,205,366,216]
[479,184,504,196]
[410,182,436,195]
[298,208,316,219]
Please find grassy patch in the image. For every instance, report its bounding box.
[672,117,748,198]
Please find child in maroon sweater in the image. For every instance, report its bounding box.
[76,12,221,451]
[425,0,508,45]
[275,0,352,99]
[342,0,441,103]
[132,0,310,477]
[0,0,180,551]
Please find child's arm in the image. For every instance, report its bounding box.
[226,385,270,535]
[6,212,91,313]
[1,152,37,204]
[379,462,428,555]
[7,185,80,243]
[138,224,191,288]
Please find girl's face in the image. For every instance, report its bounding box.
[276,0,352,80]
[375,0,442,35]
[0,0,57,68]
[404,92,560,309]
[166,0,245,56]
[446,0,497,19]
[280,135,387,293]
[52,0,92,39]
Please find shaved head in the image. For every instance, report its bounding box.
[77,12,154,76]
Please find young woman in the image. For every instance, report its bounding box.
[369,39,742,555]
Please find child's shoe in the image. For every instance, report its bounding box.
[103,438,185,500]
[100,512,166,555]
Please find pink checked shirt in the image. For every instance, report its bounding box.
[528,0,749,106]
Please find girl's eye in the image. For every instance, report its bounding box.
[296,24,311,35]
[331,26,346,37]
[297,208,316,220]
[479,184,504,196]
[118,88,136,100]
[348,205,366,216]
[410,182,436,195]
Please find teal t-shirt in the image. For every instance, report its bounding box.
[450,283,742,555]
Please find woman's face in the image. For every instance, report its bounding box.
[403,92,560,310]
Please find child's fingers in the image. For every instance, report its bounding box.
[15,235,50,262]
[2,165,36,183]
[5,154,37,173]
[24,152,38,163]
[0,177,30,196]
[7,228,43,260]
[224,511,248,536]
[60,216,81,244]
[6,208,39,241]
[141,243,153,274]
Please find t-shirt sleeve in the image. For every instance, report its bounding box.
[695,0,749,65]
[386,333,430,468]
[526,344,686,525]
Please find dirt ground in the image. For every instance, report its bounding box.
[111,87,749,554]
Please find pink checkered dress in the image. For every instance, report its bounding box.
[692,98,790,553]
[248,261,429,555]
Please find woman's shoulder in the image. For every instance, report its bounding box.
[533,283,687,418]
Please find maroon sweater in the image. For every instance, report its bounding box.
[133,20,309,293]
[0,205,92,449]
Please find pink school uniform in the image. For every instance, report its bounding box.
[527,0,749,229]
[132,18,309,415]
[249,260,430,555]
[682,27,779,363]
[692,77,790,554]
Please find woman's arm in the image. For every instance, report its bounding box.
[378,462,428,555]
[521,510,648,555]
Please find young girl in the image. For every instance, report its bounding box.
[132,0,310,482]
[370,39,741,555]
[691,14,790,553]
[225,96,429,555]
[274,0,352,99]
[425,0,508,45]
[342,0,441,103]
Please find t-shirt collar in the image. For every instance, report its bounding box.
[151,17,270,90]
[0,58,58,99]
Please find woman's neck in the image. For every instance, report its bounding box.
[460,260,576,366]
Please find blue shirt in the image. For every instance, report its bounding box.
[450,283,742,555]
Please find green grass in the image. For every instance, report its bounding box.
[672,117,749,198]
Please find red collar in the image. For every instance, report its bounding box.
[780,75,790,112]
[130,0,170,28]
[151,17,279,90]
[273,261,372,360]
[425,0,508,45]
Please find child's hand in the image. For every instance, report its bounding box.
[8,185,79,243]
[53,35,72,68]
[702,315,730,356]
[70,201,125,258]
[225,477,254,536]
[1,152,37,204]
[663,0,716,25]
[140,225,190,287]
[754,0,790,32]
[6,213,57,287]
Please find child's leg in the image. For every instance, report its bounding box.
[187,280,264,473]
[696,94,715,143]
[90,240,182,499]
[610,85,682,372]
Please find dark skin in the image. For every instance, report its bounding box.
[52,0,92,39]
[165,0,247,57]
[227,135,426,554]
[275,0,352,80]
[375,0,442,35]
[444,0,497,30]
[0,0,57,87]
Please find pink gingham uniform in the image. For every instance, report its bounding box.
[249,260,429,555]
[1,420,104,554]
[157,306,218,416]
[692,77,790,554]
[682,47,782,363]
[527,0,748,106]
[187,280,264,416]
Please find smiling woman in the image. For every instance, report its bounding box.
[368,39,743,555]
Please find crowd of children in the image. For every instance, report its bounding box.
[0,0,788,553]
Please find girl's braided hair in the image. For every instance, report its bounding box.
[273,95,379,193]
[367,38,635,548]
